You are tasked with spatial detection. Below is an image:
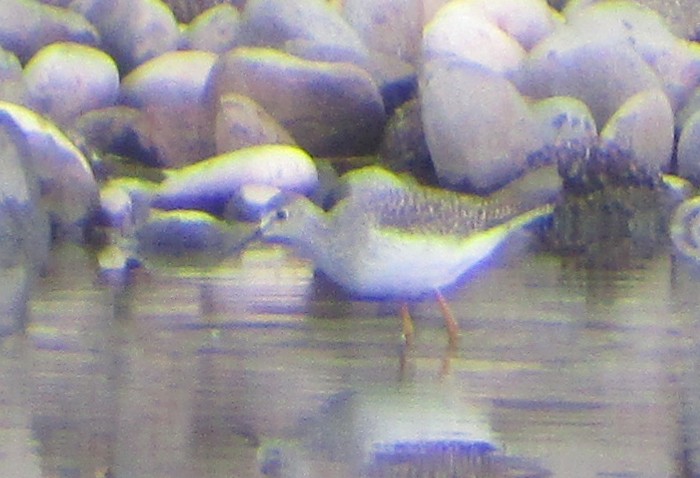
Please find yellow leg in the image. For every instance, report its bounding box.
[436,290,460,348]
[400,302,415,346]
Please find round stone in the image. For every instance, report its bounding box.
[24,42,119,126]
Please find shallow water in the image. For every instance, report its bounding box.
[1,240,699,478]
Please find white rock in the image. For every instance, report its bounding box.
[530,96,597,147]
[341,0,422,64]
[599,88,674,173]
[152,144,318,214]
[420,58,541,191]
[423,2,526,75]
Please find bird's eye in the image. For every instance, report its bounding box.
[276,209,289,220]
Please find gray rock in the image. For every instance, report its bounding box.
[121,50,218,166]
[0,101,99,238]
[420,58,541,192]
[209,47,386,157]
[677,110,700,184]
[24,42,119,126]
[182,3,241,53]
[0,0,99,62]
[0,109,49,269]
[70,0,180,72]
[152,144,318,215]
[215,93,296,154]
[0,47,25,105]
[240,0,368,61]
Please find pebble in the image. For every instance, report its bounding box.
[677,110,700,184]
[121,50,218,166]
[0,0,99,63]
[420,58,541,192]
[599,88,674,174]
[240,0,368,61]
[136,209,257,254]
[215,93,296,155]
[530,96,598,148]
[0,109,49,270]
[0,47,25,105]
[340,0,422,64]
[0,100,99,238]
[72,0,180,72]
[152,144,319,215]
[209,47,386,157]
[181,3,241,53]
[24,42,119,126]
[423,2,527,75]
[519,34,662,128]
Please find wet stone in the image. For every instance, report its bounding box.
[0,0,99,63]
[121,50,218,167]
[215,93,296,155]
[181,3,241,54]
[240,0,368,61]
[209,47,386,157]
[72,0,180,73]
[24,42,119,127]
[420,57,541,192]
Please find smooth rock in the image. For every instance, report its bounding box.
[215,93,296,154]
[121,50,218,166]
[0,47,25,104]
[423,2,527,75]
[71,0,180,72]
[97,176,154,233]
[0,101,98,238]
[0,110,49,270]
[341,0,422,64]
[223,183,284,222]
[420,58,541,192]
[182,3,241,53]
[428,0,558,55]
[530,96,597,148]
[73,106,148,161]
[0,0,99,62]
[162,0,228,23]
[599,88,674,173]
[677,110,700,184]
[209,47,386,157]
[518,36,662,128]
[136,208,257,254]
[670,196,700,259]
[24,42,119,126]
[240,0,368,61]
[564,1,700,112]
[152,144,318,215]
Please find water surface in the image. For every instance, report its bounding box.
[1,241,698,478]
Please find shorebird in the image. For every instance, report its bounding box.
[259,166,556,346]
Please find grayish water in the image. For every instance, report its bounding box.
[0,240,698,478]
